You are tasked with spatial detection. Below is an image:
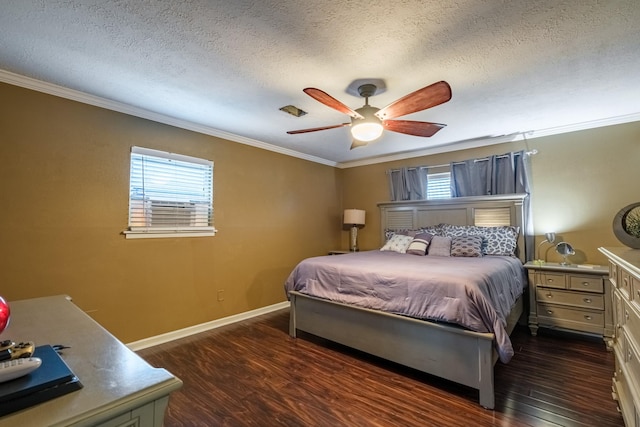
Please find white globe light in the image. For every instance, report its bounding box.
[351,122,383,142]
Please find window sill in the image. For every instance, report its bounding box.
[123,229,217,239]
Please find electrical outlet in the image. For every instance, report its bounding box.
[217,290,224,302]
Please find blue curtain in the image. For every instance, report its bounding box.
[450,150,529,197]
[387,167,428,201]
[451,150,534,260]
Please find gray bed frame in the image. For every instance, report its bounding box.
[288,194,528,409]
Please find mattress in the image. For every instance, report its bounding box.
[284,250,527,363]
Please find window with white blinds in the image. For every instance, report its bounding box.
[124,146,215,239]
[426,172,452,200]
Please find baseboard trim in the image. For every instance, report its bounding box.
[127,301,290,351]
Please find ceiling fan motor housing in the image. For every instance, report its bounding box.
[357,84,377,98]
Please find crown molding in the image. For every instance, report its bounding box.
[336,113,640,168]
[0,69,338,167]
[3,69,638,170]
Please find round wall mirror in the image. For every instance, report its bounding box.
[555,242,575,265]
[613,202,640,249]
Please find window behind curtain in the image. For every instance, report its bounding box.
[125,146,215,239]
[426,172,452,200]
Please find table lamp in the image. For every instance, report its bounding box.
[344,209,365,252]
[535,232,556,264]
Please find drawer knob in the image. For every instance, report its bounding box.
[546,293,553,299]
[583,298,592,304]
[582,282,590,287]
[547,279,554,283]
[546,310,553,315]
[584,315,592,320]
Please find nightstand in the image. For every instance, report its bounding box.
[524,261,614,347]
[328,250,351,255]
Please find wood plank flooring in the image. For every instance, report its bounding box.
[138,309,623,426]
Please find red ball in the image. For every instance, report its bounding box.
[0,297,10,334]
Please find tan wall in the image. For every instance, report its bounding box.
[342,121,640,265]
[2,80,638,343]
[0,82,342,343]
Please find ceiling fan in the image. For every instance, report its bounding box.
[287,81,452,149]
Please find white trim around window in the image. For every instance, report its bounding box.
[124,146,216,239]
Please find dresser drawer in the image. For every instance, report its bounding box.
[620,269,634,298]
[535,272,566,289]
[613,355,638,427]
[568,275,604,293]
[614,324,626,355]
[631,273,640,306]
[609,260,619,288]
[623,329,640,398]
[537,303,604,331]
[536,288,604,310]
[623,298,640,353]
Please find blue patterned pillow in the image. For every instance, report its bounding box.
[450,235,483,257]
[419,224,443,236]
[383,229,421,242]
[440,224,519,256]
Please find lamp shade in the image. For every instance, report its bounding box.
[344,209,365,226]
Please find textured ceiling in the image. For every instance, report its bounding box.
[1,1,639,166]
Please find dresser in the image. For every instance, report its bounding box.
[0,295,182,426]
[599,247,640,427]
[524,262,613,346]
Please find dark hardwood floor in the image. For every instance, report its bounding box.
[138,309,623,427]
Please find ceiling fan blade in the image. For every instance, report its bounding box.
[287,123,351,135]
[303,88,364,119]
[376,81,452,120]
[350,139,368,150]
[383,120,446,137]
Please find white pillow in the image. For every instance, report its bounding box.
[380,234,414,253]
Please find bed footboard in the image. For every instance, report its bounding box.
[289,291,498,409]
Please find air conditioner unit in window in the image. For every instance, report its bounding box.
[150,201,196,227]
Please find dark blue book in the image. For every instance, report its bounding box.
[0,345,83,416]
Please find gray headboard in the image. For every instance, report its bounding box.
[377,194,528,262]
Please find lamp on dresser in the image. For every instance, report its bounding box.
[535,232,556,264]
[344,209,365,252]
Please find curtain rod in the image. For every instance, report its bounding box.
[389,150,537,172]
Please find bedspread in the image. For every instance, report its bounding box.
[284,251,526,363]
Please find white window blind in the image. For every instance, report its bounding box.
[124,146,215,239]
[426,172,452,200]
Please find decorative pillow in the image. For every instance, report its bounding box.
[440,224,519,256]
[406,233,433,256]
[383,229,421,242]
[450,235,483,257]
[426,236,452,256]
[419,224,443,236]
[380,234,414,253]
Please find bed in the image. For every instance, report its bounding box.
[285,194,529,409]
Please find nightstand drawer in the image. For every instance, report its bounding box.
[568,275,604,293]
[536,272,566,289]
[537,303,604,329]
[536,288,604,310]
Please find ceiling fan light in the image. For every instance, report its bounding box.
[351,122,383,142]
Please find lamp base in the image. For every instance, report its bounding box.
[350,226,359,252]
